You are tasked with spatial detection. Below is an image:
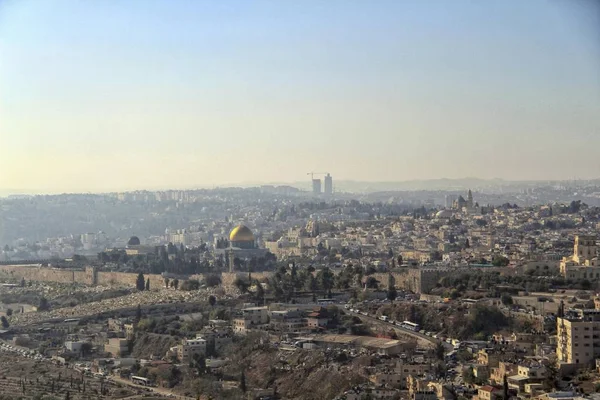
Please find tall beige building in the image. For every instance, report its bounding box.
[557,309,600,366]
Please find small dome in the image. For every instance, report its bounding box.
[435,210,453,219]
[229,225,255,242]
[127,236,140,246]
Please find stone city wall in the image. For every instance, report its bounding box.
[0,264,500,294]
[96,271,165,289]
[0,265,164,288]
[0,264,274,290]
[371,266,507,294]
[0,264,90,284]
[220,272,273,287]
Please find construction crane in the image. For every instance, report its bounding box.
[306,172,328,180]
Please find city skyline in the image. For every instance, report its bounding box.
[1,0,599,193]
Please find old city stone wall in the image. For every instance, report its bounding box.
[95,271,165,289]
[0,264,88,284]
[220,272,273,287]
[370,269,460,294]
[0,264,502,294]
[369,270,423,292]
[0,264,273,290]
[0,265,164,288]
[372,267,507,293]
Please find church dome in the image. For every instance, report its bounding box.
[229,225,255,242]
[127,236,141,246]
[435,210,453,219]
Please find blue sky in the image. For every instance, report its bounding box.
[0,0,599,192]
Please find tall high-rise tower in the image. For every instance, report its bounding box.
[324,174,333,195]
[312,179,322,195]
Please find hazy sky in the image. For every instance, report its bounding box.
[1,0,599,193]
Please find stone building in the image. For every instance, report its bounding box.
[560,235,600,279]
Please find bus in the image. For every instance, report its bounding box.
[131,376,151,386]
[317,299,335,306]
[401,321,420,331]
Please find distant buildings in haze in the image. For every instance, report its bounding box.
[311,173,333,196]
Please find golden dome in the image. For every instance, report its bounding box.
[229,225,255,242]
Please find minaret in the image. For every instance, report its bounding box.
[228,248,235,273]
[467,189,474,208]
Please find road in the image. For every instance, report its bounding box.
[350,311,454,351]
[108,375,195,400]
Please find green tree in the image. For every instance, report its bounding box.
[181,280,200,291]
[234,278,249,293]
[20,277,25,287]
[365,276,379,289]
[208,295,216,307]
[0,316,9,328]
[386,274,397,301]
[38,297,50,311]
[240,370,247,393]
[173,279,179,290]
[254,281,265,305]
[434,342,445,361]
[145,278,150,291]
[462,367,475,384]
[136,272,145,291]
[543,356,559,391]
[164,277,170,288]
[6,308,12,317]
[316,268,335,291]
[191,353,206,375]
[501,293,513,306]
[80,342,93,357]
[492,255,510,267]
[305,274,318,292]
[204,274,222,287]
[135,304,142,322]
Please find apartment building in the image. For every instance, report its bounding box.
[557,309,600,366]
[233,306,270,334]
[177,336,206,363]
[104,338,128,357]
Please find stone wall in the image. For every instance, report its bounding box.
[369,270,425,292]
[375,267,507,294]
[0,263,501,294]
[0,264,165,289]
[96,271,165,289]
[370,269,464,294]
[0,264,89,284]
[221,272,273,287]
[0,264,273,291]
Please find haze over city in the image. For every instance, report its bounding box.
[1,0,599,194]
[5,2,600,399]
